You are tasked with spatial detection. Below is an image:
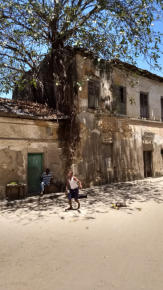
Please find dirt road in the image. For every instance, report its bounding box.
[1,177,163,290]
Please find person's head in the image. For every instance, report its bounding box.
[46,168,50,174]
[67,169,73,178]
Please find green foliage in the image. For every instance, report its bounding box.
[0,0,162,93]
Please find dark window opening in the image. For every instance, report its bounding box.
[120,87,125,103]
[161,149,163,156]
[161,97,163,121]
[140,92,149,119]
[112,85,126,115]
[88,80,100,109]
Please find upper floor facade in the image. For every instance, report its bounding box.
[75,52,163,122]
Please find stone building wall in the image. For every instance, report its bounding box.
[0,116,65,199]
[74,114,163,187]
[71,52,163,186]
[75,52,163,119]
[3,52,163,193]
[112,67,163,121]
[75,53,112,112]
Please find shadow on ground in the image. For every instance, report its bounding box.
[1,178,163,222]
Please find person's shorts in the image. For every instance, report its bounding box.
[68,188,79,200]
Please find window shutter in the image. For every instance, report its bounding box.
[112,85,126,115]
[120,87,126,115]
[112,85,119,112]
[161,97,163,121]
[88,80,100,109]
[140,93,149,118]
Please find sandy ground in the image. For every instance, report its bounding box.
[1,177,163,290]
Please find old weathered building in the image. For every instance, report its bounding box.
[0,99,67,199]
[74,52,163,186]
[1,50,163,198]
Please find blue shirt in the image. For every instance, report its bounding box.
[41,172,52,185]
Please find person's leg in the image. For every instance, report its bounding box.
[68,199,73,209]
[74,188,80,209]
[40,182,45,195]
[75,198,80,209]
[67,191,73,210]
[44,184,49,194]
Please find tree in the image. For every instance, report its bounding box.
[0,0,162,108]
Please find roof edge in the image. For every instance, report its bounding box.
[74,47,163,82]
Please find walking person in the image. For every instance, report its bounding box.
[66,170,82,210]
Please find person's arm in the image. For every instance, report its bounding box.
[50,174,53,184]
[65,180,69,195]
[73,176,82,189]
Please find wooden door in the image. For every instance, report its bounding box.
[143,151,152,178]
[28,153,43,194]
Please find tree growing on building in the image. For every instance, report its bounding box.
[0,0,162,109]
[0,0,162,174]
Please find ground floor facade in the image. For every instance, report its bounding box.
[0,116,65,199]
[75,113,163,186]
[1,114,163,199]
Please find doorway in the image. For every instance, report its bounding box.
[28,153,43,194]
[143,151,152,178]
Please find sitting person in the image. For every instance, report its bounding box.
[40,168,53,195]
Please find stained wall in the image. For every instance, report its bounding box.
[72,53,163,186]
[0,116,65,199]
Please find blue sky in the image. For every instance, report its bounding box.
[136,18,163,77]
[1,14,163,99]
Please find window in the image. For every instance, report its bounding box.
[88,80,100,109]
[119,86,125,103]
[112,85,126,115]
[161,97,163,121]
[140,92,149,119]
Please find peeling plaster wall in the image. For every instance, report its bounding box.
[76,52,163,120]
[75,53,112,112]
[130,120,163,177]
[75,115,163,186]
[0,116,65,199]
[112,67,163,120]
[73,53,163,186]
[2,55,163,196]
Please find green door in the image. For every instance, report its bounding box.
[28,153,43,194]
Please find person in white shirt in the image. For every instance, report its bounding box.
[40,168,53,195]
[66,170,82,210]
